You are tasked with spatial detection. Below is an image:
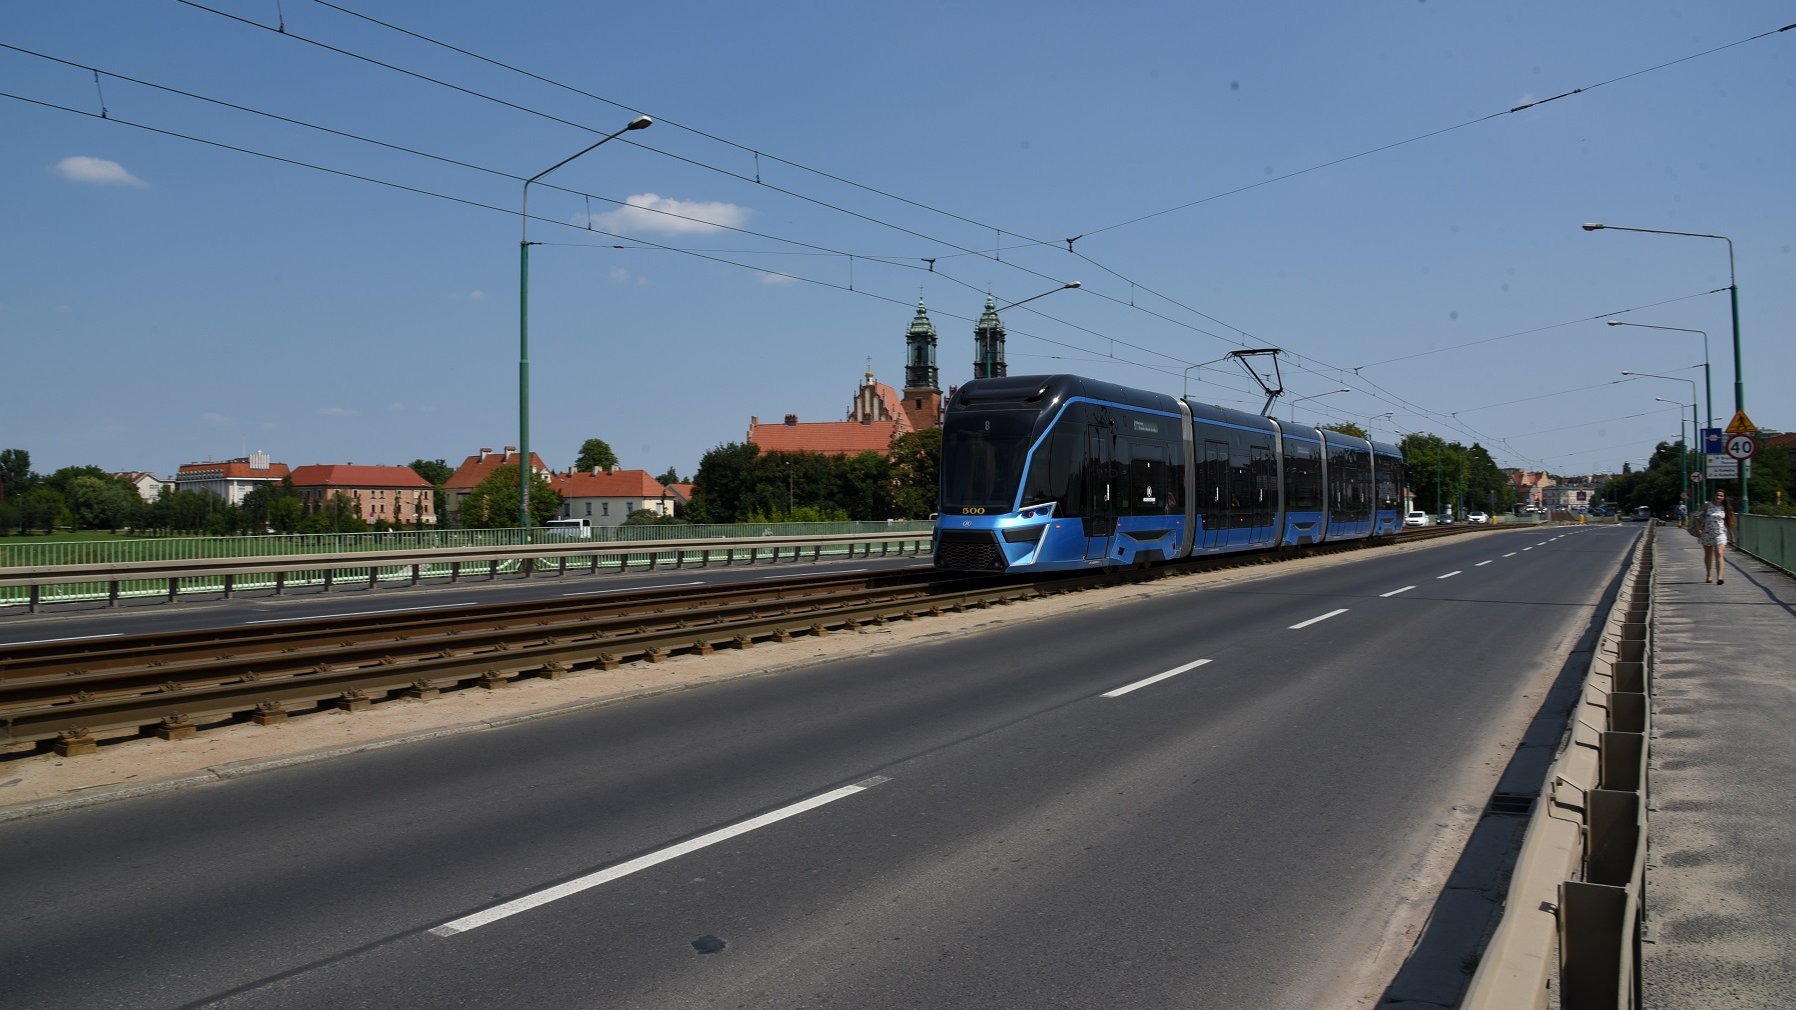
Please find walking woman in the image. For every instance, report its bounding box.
[1700,488,1737,584]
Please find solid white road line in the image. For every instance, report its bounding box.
[1289,608,1348,630]
[564,581,704,596]
[4,632,123,646]
[431,779,884,936]
[1380,586,1416,598]
[1103,659,1212,698]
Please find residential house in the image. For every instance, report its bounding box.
[288,464,437,526]
[443,446,551,525]
[111,471,170,503]
[549,468,673,528]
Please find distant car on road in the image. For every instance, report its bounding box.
[1404,510,1428,527]
[1436,513,1454,525]
[1466,511,1490,524]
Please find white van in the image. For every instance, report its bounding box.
[544,517,593,539]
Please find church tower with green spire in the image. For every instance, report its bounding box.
[973,293,1006,379]
[901,293,943,430]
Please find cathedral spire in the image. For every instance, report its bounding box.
[903,291,939,392]
[973,292,1007,379]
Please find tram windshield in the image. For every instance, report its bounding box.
[939,410,1037,512]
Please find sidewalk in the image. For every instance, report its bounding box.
[1644,530,1796,1007]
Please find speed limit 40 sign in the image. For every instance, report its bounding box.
[1725,434,1757,461]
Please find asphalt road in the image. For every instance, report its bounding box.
[0,525,1640,1008]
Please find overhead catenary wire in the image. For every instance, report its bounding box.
[17,9,1777,468]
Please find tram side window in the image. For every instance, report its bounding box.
[1286,441,1322,510]
[1023,425,1083,511]
[1375,461,1403,512]
[1251,443,1276,519]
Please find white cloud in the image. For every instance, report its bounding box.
[585,193,749,235]
[201,412,233,426]
[317,406,360,418]
[54,156,147,188]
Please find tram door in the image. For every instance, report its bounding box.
[1201,440,1230,550]
[1083,423,1116,560]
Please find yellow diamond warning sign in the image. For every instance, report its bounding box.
[1725,410,1758,435]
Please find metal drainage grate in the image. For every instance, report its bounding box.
[1488,792,1537,817]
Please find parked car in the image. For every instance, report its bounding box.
[1404,510,1428,527]
[1436,513,1454,525]
[1466,511,1490,524]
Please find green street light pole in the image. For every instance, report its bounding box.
[1606,320,1713,434]
[1287,387,1350,422]
[1654,396,1698,515]
[1623,369,1702,510]
[518,114,652,530]
[1583,222,1746,511]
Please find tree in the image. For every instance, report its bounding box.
[1320,420,1368,438]
[409,459,454,528]
[299,491,369,534]
[0,448,34,503]
[622,508,685,527]
[573,438,619,472]
[457,463,562,528]
[887,428,941,519]
[66,475,137,532]
[655,466,682,486]
[688,442,762,524]
[18,487,67,534]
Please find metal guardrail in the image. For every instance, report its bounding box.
[0,529,934,613]
[1461,523,1653,1009]
[1737,512,1795,577]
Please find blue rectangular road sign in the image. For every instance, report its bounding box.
[1703,428,1725,454]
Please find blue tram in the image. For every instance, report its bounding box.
[932,374,1406,573]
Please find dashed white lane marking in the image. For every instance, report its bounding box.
[1475,560,1494,567]
[1380,586,1416,598]
[1437,571,1463,579]
[1503,552,1518,558]
[1103,659,1213,698]
[430,778,886,936]
[1289,608,1349,630]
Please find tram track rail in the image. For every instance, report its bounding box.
[2,525,1488,756]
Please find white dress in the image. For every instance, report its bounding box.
[1699,503,1729,547]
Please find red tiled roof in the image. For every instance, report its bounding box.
[748,419,901,456]
[288,464,433,489]
[666,483,696,503]
[445,448,550,491]
[549,470,669,498]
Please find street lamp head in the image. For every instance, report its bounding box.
[1620,370,1634,376]
[1606,319,1622,326]
[1065,281,1082,290]
[626,116,653,131]
[1581,222,1605,232]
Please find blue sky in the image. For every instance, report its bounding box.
[5,1,1792,484]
